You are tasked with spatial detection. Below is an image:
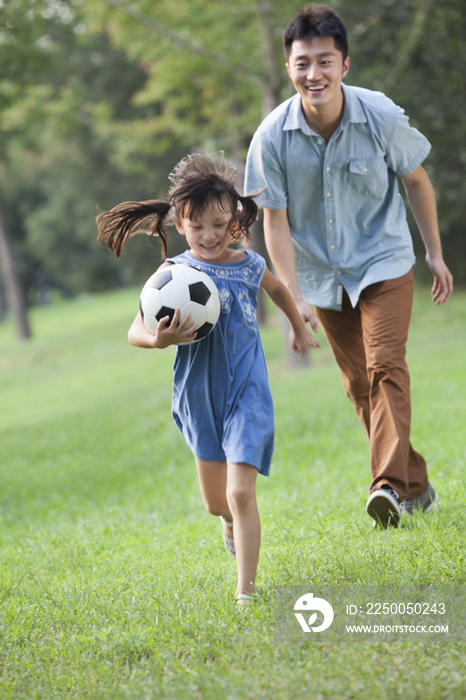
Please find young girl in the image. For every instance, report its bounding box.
[97,153,318,604]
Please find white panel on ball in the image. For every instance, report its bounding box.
[143,315,159,335]
[172,265,203,285]
[160,280,191,308]
[181,301,207,329]
[141,286,162,317]
[204,294,221,322]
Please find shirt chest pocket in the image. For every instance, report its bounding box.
[348,157,388,198]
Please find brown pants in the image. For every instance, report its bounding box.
[315,269,427,501]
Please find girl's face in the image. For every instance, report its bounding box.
[173,199,237,263]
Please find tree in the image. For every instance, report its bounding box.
[0,0,52,338]
[0,196,30,338]
[80,0,300,171]
[0,0,184,325]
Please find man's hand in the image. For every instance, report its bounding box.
[426,256,453,305]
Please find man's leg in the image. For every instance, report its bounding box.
[358,270,427,501]
[315,270,427,502]
[315,292,371,437]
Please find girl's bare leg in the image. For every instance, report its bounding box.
[195,458,234,541]
[226,463,260,598]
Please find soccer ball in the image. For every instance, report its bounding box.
[139,264,221,344]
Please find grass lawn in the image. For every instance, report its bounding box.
[0,284,465,699]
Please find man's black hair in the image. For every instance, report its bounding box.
[283,4,348,61]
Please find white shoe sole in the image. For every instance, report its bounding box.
[366,489,401,528]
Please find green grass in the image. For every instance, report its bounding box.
[0,286,465,699]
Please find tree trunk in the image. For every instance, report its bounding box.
[255,0,285,118]
[0,285,5,322]
[0,195,31,339]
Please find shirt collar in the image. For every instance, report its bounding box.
[283,85,367,135]
[340,84,367,129]
[283,94,312,134]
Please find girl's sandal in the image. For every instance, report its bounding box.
[236,591,253,606]
[220,516,235,558]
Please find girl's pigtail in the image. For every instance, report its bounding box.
[230,194,259,242]
[96,200,171,259]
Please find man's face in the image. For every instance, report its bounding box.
[286,36,350,119]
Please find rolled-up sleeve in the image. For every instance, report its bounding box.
[245,133,288,210]
[386,112,431,176]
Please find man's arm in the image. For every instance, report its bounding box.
[401,165,453,305]
[263,208,320,333]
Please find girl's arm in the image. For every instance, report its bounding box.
[260,267,320,355]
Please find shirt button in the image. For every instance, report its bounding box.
[363,167,368,172]
[317,139,322,145]
[326,166,331,171]
[330,245,335,250]
[328,218,333,224]
[337,271,341,275]
[326,192,331,197]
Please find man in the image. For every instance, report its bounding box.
[244,4,453,527]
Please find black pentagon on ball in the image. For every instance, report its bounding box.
[155,305,176,323]
[188,281,211,305]
[151,268,174,290]
[195,322,214,340]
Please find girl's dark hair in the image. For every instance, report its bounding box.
[283,4,348,61]
[96,153,258,259]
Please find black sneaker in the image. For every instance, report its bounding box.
[400,483,439,516]
[366,484,401,528]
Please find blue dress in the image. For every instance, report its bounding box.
[167,249,274,476]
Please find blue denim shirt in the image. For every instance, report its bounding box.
[244,84,431,309]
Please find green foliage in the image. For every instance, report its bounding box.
[80,0,303,160]
[0,288,465,698]
[0,1,185,298]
